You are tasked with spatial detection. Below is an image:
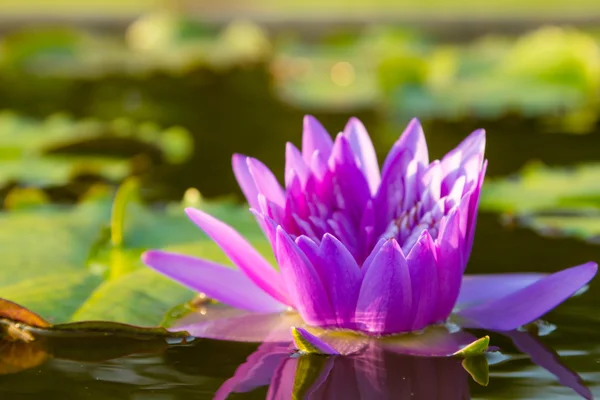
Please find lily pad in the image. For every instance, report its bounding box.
[0,298,187,344]
[0,180,272,327]
[0,111,193,187]
[480,162,600,241]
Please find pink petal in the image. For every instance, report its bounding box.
[456,262,598,331]
[432,206,466,322]
[173,306,302,342]
[232,154,260,209]
[297,234,362,326]
[266,355,301,399]
[214,342,290,400]
[381,118,429,178]
[247,157,286,208]
[285,142,309,187]
[406,231,439,330]
[343,117,381,195]
[441,128,486,178]
[355,239,413,334]
[302,115,333,163]
[465,161,487,262]
[185,207,290,306]
[275,227,335,326]
[456,273,545,310]
[328,134,372,225]
[142,251,286,313]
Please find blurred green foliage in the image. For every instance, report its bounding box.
[481,162,600,243]
[2,16,600,132]
[0,111,192,191]
[2,0,600,16]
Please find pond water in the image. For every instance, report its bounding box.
[1,109,600,399]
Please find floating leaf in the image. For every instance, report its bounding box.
[452,335,490,357]
[0,298,50,329]
[480,162,600,241]
[0,298,188,344]
[47,321,188,339]
[0,179,273,328]
[461,355,490,386]
[481,162,600,213]
[0,112,193,187]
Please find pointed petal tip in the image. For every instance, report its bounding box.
[292,327,340,355]
[345,116,365,128]
[303,114,317,123]
[320,232,337,243]
[140,249,158,265]
[231,153,247,162]
[408,116,422,126]
[231,153,252,173]
[582,261,598,272]
[184,206,203,221]
[383,237,402,251]
[405,117,424,134]
[140,250,158,264]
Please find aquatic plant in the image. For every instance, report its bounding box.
[143,116,596,354]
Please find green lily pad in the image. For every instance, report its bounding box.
[481,162,600,213]
[0,111,193,187]
[0,298,188,343]
[0,179,272,327]
[480,162,600,241]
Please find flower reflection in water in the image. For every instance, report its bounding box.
[215,328,592,400]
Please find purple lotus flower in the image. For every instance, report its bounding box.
[143,116,597,339]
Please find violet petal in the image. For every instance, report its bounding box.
[406,231,439,330]
[173,306,302,342]
[456,262,598,331]
[142,251,286,313]
[355,239,412,334]
[232,154,260,209]
[297,234,362,326]
[275,227,335,326]
[247,157,286,208]
[213,342,290,400]
[285,142,309,187]
[302,115,333,162]
[456,273,546,310]
[381,118,429,177]
[343,117,381,194]
[433,206,465,322]
[185,207,290,305]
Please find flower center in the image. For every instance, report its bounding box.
[381,200,442,254]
